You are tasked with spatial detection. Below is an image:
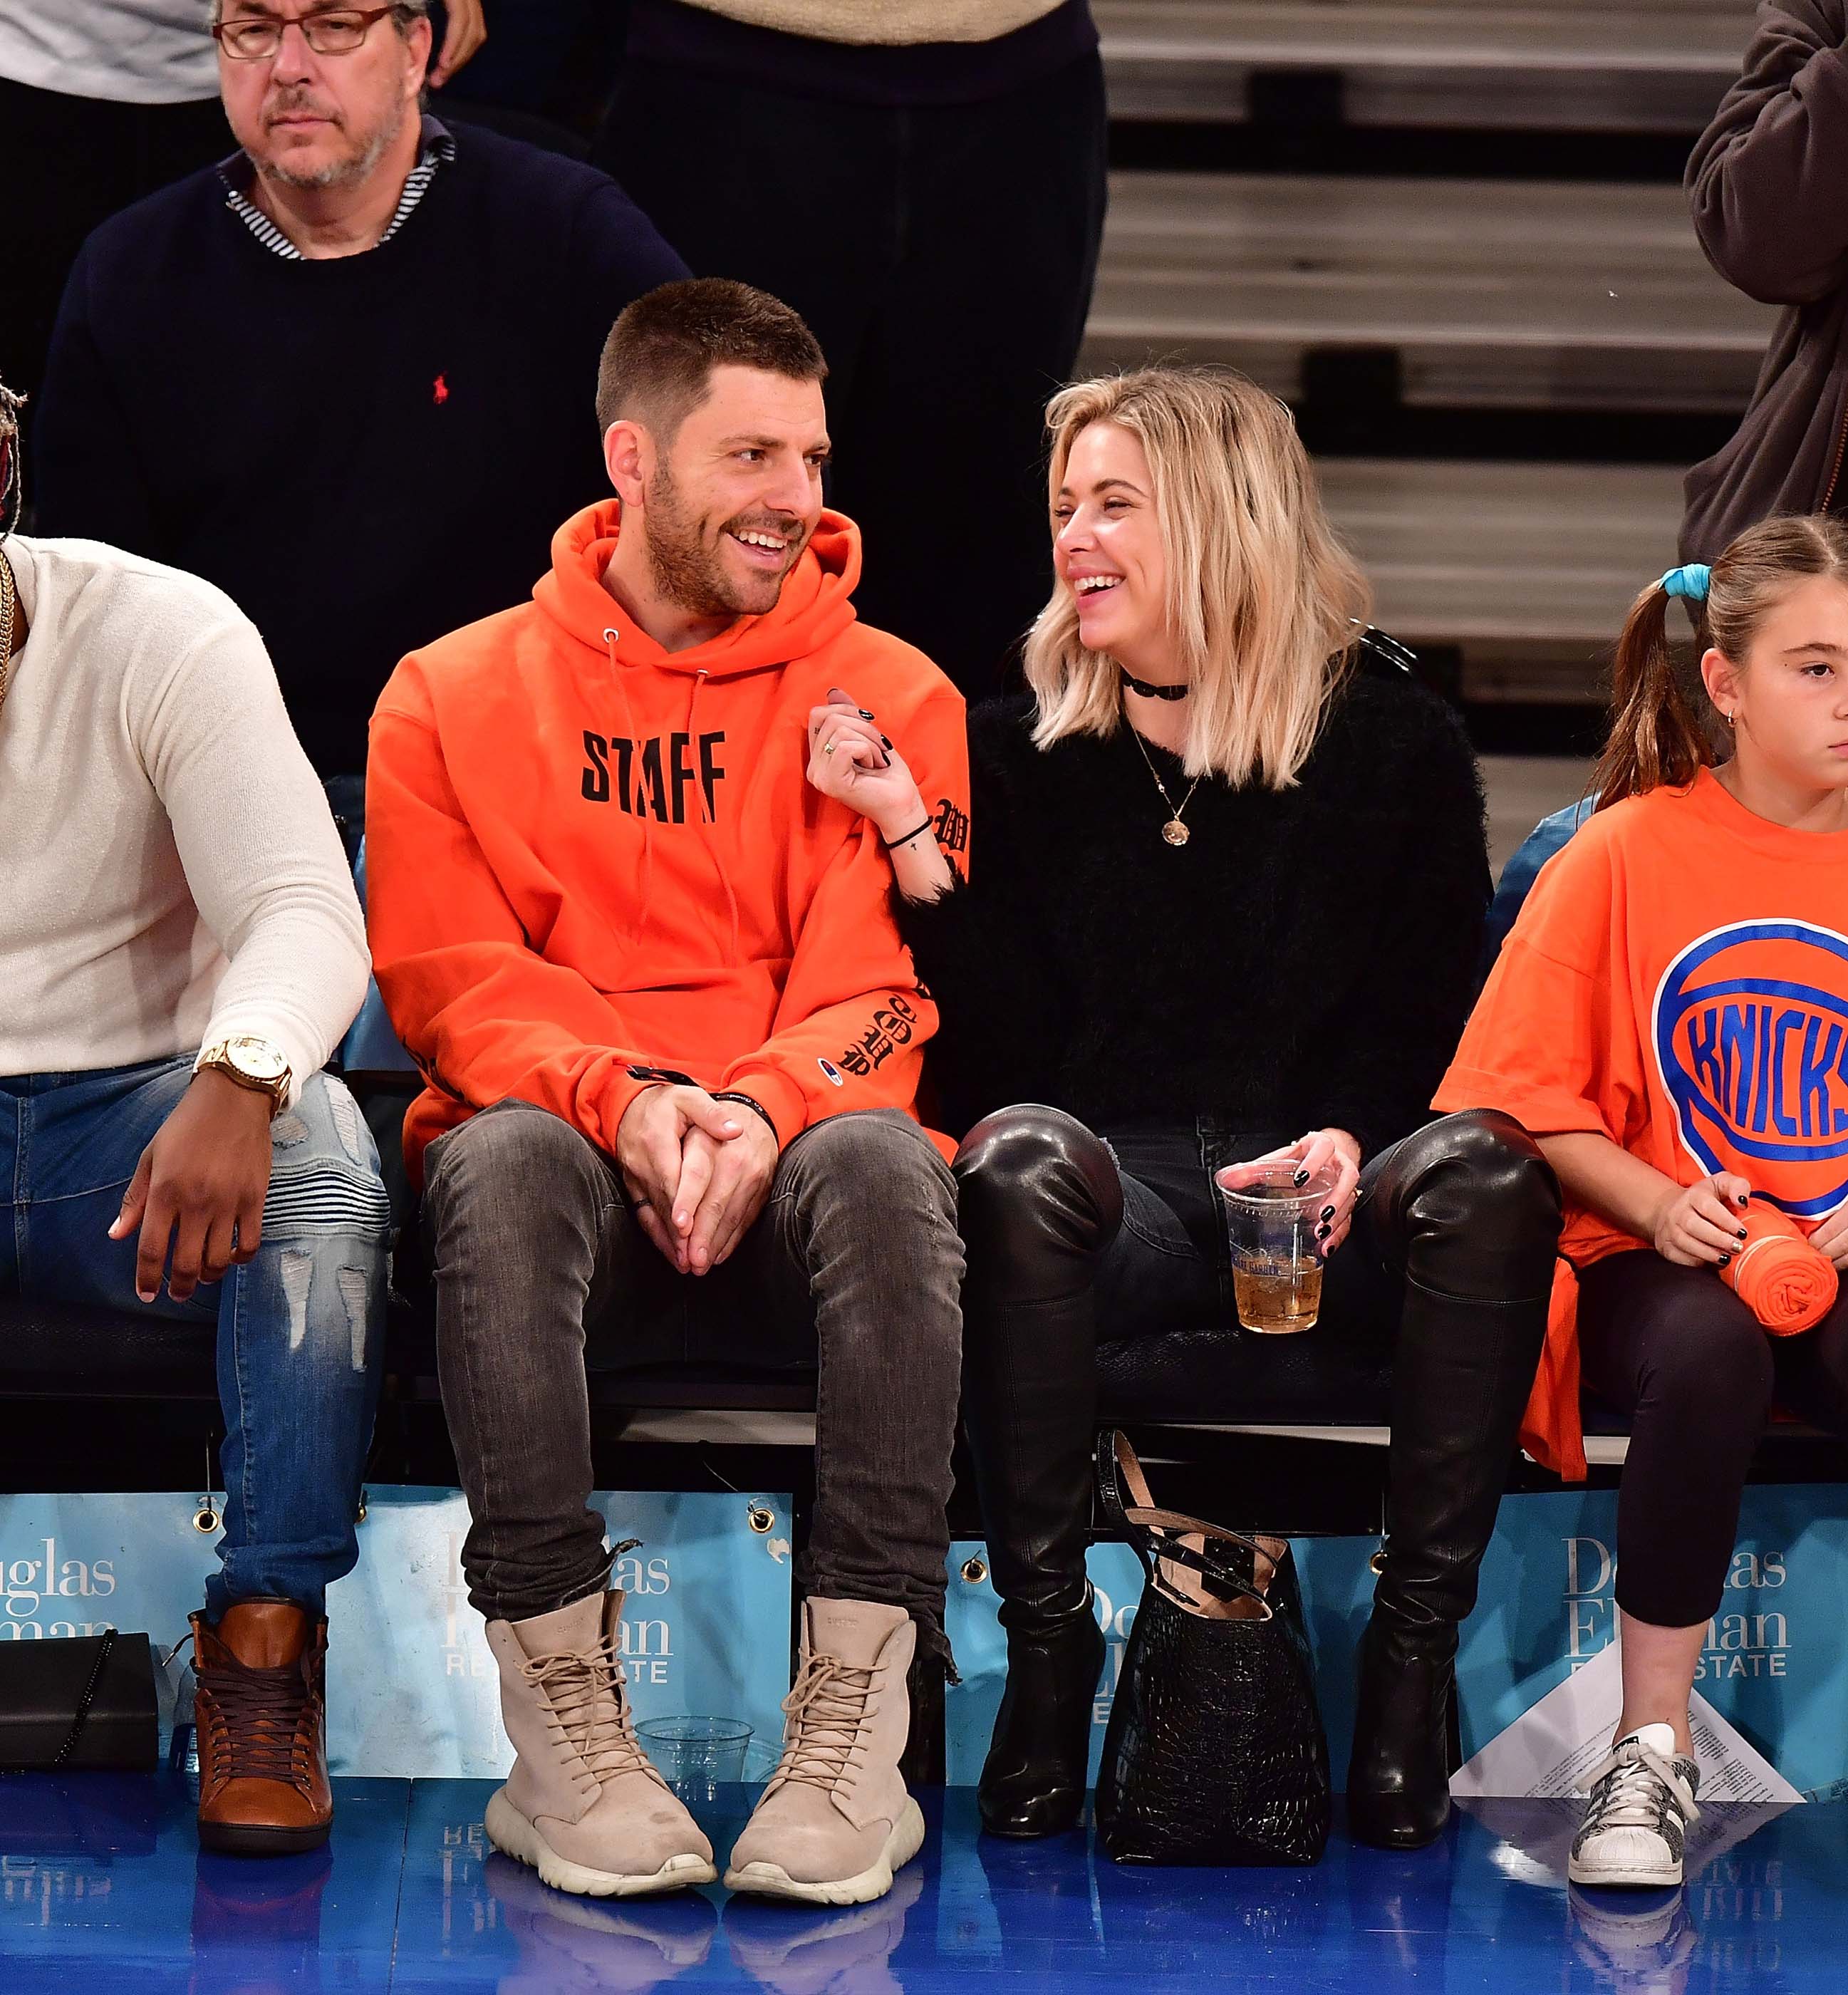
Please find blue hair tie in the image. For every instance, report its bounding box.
[1658,564,1711,603]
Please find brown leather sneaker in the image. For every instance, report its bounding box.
[192,1600,332,1855]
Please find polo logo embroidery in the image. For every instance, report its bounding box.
[816,1059,846,1088]
[1654,920,1848,1218]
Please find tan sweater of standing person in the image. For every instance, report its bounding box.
[670,1,1066,43]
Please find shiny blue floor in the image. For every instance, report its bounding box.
[0,1773,1834,1992]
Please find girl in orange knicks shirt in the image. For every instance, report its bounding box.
[1440,516,1848,1892]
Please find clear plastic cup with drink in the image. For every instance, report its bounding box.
[1218,1160,1339,1334]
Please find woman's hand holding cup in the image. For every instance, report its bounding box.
[1217,1127,1363,1259]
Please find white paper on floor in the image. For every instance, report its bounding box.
[1450,1639,1804,1803]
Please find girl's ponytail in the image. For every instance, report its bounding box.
[1594,517,1848,810]
[1592,575,1713,810]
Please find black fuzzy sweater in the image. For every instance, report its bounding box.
[898,651,1491,1158]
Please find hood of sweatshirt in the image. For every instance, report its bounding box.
[532,497,861,678]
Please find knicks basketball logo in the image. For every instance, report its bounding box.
[1654,920,1848,1219]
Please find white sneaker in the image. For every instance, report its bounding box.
[1569,1725,1701,1888]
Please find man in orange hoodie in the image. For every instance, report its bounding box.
[368,280,970,1909]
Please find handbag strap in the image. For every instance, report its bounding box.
[1095,1430,1277,1620]
[0,1628,117,1776]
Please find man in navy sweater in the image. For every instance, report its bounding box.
[33,0,686,787]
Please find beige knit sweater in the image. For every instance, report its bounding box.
[668,1,1068,46]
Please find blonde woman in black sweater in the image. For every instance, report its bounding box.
[806,368,1562,1852]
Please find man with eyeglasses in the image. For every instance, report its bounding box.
[33,0,685,809]
[0,0,484,407]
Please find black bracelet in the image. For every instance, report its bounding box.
[711,1090,779,1141]
[883,819,935,851]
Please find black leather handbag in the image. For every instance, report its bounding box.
[0,1629,160,1773]
[1094,1431,1331,1865]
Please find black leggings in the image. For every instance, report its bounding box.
[1577,1250,1848,1627]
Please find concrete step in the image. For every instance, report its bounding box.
[1317,456,1686,700]
[1098,0,1749,133]
[1081,170,1775,413]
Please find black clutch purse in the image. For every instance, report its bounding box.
[0,1629,160,1773]
[1094,1431,1331,1866]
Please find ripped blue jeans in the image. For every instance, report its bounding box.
[0,1057,391,1617]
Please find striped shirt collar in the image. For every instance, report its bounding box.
[217,115,455,260]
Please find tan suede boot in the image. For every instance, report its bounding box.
[724,1599,925,1906]
[484,1589,716,1898]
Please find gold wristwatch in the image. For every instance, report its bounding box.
[194,1036,292,1116]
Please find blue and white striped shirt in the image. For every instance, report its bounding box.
[217,115,455,259]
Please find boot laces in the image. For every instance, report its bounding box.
[772,1653,877,1793]
[524,1637,664,1789]
[1578,1739,1701,1838]
[197,1649,312,1785]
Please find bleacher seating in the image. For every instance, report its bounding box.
[1095,0,1749,135]
[1319,459,1684,702]
[1082,172,1774,415]
[1088,2,1771,704]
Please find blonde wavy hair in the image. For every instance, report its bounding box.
[1024,368,1371,789]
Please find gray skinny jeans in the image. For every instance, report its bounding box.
[422,1099,965,1662]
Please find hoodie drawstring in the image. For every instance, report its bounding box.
[687,668,742,963]
[605,637,742,972]
[606,628,658,969]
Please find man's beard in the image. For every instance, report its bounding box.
[644,461,802,619]
[258,90,405,191]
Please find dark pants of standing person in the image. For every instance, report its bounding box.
[1577,1249,1848,1628]
[0,78,228,420]
[422,1100,965,1664]
[594,54,1109,700]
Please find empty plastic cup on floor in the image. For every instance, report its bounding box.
[637,1716,752,1802]
[1218,1161,1339,1334]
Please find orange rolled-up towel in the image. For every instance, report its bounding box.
[1720,1206,1839,1335]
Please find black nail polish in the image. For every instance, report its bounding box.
[1737,1228,1748,1240]
[1293,1169,1309,1187]
[1718,1253,1731,1268]
[1320,1205,1336,1222]
[1738,1192,1750,1206]
[1315,1221,1332,1240]
[881,735,892,749]
[858,708,876,720]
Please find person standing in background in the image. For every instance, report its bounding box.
[596,1,1106,700]
[32,0,682,806]
[1683,0,1848,557]
[0,0,485,408]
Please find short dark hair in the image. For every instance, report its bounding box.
[596,279,827,442]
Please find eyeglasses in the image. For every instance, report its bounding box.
[212,6,402,60]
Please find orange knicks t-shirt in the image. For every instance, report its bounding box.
[1435,768,1848,1479]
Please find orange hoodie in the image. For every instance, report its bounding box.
[367,499,969,1178]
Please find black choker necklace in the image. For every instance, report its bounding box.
[1118,665,1190,703]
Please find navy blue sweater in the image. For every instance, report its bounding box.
[35,125,687,774]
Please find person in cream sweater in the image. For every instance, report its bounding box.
[0,378,388,1857]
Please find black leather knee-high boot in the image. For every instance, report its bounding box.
[955,1106,1123,1838]
[1347,1110,1562,1851]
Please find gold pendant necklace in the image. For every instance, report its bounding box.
[1128,720,1202,846]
